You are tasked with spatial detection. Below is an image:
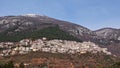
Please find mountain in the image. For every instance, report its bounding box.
[0,14,119,43]
[93,28,120,58]
[95,28,120,41]
[0,14,120,68]
[0,14,120,43]
[0,14,96,42]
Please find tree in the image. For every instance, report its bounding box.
[19,62,25,68]
[6,61,14,68]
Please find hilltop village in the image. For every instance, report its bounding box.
[0,38,111,57]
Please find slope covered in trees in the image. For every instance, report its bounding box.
[0,26,81,42]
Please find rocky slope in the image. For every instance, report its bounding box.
[0,14,95,41]
[0,14,119,43]
[94,28,120,54]
[95,28,120,41]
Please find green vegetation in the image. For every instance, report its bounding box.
[0,61,14,68]
[107,62,120,68]
[38,63,48,68]
[19,62,25,68]
[0,26,81,42]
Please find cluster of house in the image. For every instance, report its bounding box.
[0,38,112,57]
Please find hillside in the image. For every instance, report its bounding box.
[0,26,81,42]
[0,14,120,68]
[95,28,120,43]
[0,15,95,42]
[0,15,119,44]
[0,51,119,68]
[0,15,120,56]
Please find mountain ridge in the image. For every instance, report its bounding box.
[0,15,94,41]
[0,14,119,43]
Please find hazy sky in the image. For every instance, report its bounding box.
[0,0,120,30]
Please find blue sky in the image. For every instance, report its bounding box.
[0,0,120,30]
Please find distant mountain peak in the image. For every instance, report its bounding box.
[94,28,120,41]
